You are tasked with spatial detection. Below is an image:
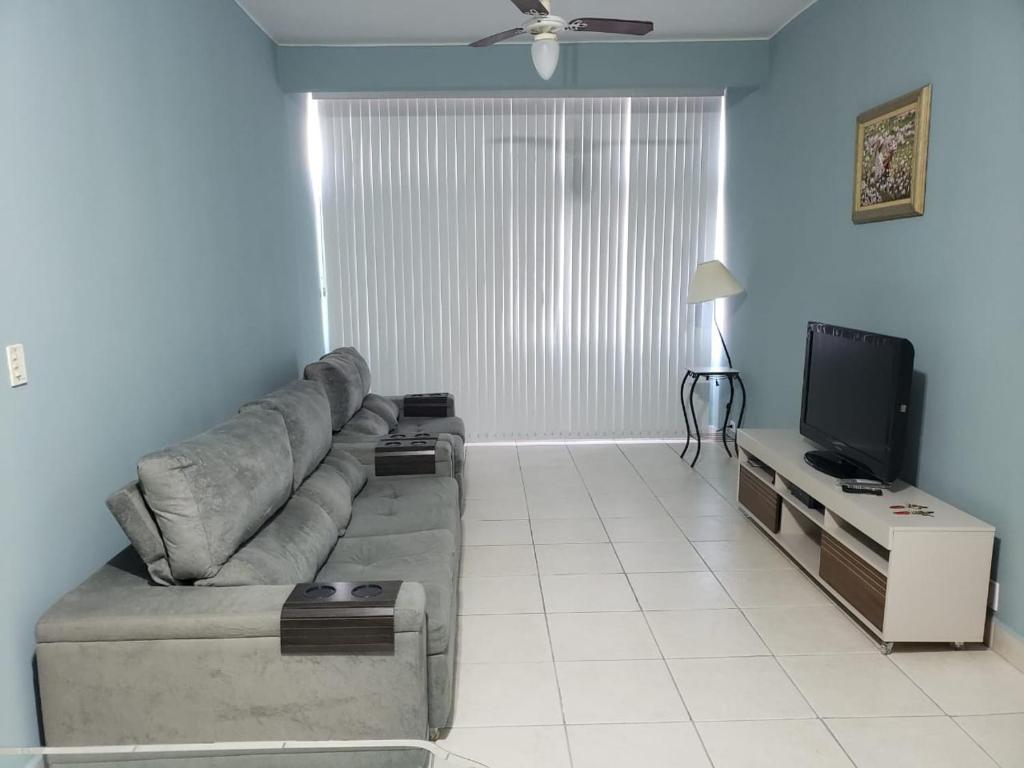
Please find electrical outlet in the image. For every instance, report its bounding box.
[6,343,27,387]
[989,580,1000,612]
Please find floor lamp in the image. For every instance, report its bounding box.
[686,260,744,367]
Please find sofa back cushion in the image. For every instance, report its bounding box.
[294,462,355,533]
[324,448,369,497]
[329,347,372,393]
[196,496,337,586]
[304,355,364,431]
[362,394,400,428]
[336,407,391,437]
[137,410,293,581]
[106,483,176,586]
[241,379,331,489]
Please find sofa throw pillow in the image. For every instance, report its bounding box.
[241,379,332,490]
[304,355,363,431]
[196,496,337,586]
[362,393,400,428]
[137,409,293,581]
[106,483,176,586]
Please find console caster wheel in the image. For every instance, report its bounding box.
[428,728,441,741]
[880,642,895,655]
[952,641,966,650]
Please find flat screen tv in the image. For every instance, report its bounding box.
[800,322,915,482]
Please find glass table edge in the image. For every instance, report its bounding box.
[0,741,485,767]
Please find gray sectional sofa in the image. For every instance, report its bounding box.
[36,351,464,747]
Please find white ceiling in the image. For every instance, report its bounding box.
[236,0,816,46]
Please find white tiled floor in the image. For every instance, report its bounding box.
[441,441,1024,768]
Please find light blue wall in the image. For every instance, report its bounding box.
[276,40,769,93]
[726,0,1024,635]
[0,0,321,745]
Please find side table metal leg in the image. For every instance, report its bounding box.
[721,376,735,458]
[680,375,693,459]
[734,374,747,456]
[688,374,702,468]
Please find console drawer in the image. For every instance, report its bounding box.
[738,465,781,533]
[820,532,887,630]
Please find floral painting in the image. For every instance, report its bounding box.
[853,85,932,223]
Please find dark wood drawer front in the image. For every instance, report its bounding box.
[738,466,781,533]
[820,532,887,630]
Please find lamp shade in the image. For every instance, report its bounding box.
[686,260,743,304]
[531,35,559,80]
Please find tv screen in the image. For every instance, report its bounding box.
[800,322,914,482]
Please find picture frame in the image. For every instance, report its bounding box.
[852,84,932,224]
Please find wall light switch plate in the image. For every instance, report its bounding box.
[989,580,1000,612]
[6,343,27,387]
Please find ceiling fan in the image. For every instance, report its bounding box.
[469,0,654,81]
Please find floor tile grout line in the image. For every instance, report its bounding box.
[618,441,721,573]
[637,443,836,741]
[628,440,720,765]
[818,716,878,768]
[948,715,1012,768]
[620,440,774,661]
[567,443,718,752]
[883,651,953,718]
[515,445,577,768]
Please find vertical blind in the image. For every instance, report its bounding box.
[316,96,723,441]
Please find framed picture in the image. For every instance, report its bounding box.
[852,84,932,224]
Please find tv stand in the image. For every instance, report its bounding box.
[803,449,877,481]
[736,429,994,649]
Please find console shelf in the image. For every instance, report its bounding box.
[777,487,826,529]
[736,429,994,647]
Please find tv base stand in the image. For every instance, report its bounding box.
[736,429,994,647]
[803,449,876,481]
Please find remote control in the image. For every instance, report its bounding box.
[837,477,888,488]
[841,485,883,496]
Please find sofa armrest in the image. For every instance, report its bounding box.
[36,578,431,745]
[37,580,427,643]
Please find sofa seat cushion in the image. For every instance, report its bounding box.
[397,415,466,440]
[197,497,337,587]
[317,530,456,654]
[241,380,332,489]
[347,477,460,541]
[137,410,293,581]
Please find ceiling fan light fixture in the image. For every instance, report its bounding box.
[531,33,559,80]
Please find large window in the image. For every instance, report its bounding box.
[314,96,724,440]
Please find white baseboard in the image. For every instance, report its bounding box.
[989,617,1024,672]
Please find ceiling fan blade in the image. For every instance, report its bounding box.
[469,28,526,47]
[566,17,654,36]
[509,0,549,15]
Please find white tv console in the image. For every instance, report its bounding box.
[735,429,995,652]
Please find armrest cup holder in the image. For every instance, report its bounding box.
[375,436,439,476]
[403,393,455,418]
[280,581,402,655]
